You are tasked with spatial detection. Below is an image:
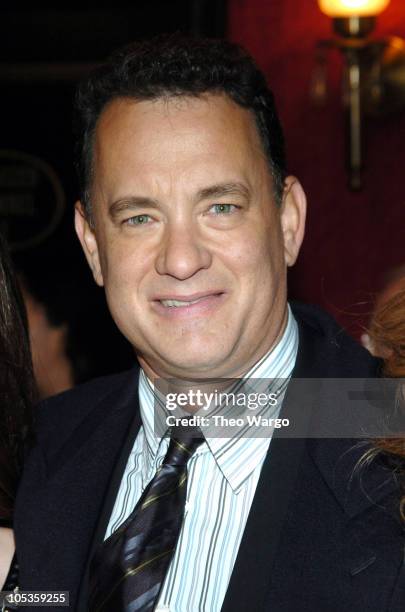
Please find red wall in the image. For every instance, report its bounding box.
[228,0,405,337]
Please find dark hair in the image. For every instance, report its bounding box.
[74,34,287,218]
[0,232,36,522]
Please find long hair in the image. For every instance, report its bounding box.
[0,232,36,522]
[367,288,405,518]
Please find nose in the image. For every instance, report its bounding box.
[155,221,212,280]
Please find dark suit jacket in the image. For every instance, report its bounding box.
[15,303,405,611]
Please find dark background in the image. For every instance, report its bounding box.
[1,1,227,380]
[1,1,226,205]
[1,0,404,381]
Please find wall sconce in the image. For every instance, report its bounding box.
[313,0,405,189]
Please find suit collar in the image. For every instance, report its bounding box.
[44,366,141,481]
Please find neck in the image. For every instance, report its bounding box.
[139,305,290,385]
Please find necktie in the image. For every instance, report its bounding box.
[89,424,204,611]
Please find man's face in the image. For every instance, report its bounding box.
[76,94,305,379]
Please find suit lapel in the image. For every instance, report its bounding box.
[16,367,142,606]
[43,367,141,482]
[221,313,320,611]
[77,393,142,610]
[309,436,399,518]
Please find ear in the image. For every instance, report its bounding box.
[280,176,307,267]
[74,201,104,286]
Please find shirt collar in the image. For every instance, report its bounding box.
[139,304,299,491]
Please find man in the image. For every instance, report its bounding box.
[15,35,405,611]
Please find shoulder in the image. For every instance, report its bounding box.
[32,366,140,450]
[290,301,381,377]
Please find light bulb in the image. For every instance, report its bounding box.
[318,0,390,17]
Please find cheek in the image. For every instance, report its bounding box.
[97,233,151,294]
[224,227,283,292]
[105,259,144,303]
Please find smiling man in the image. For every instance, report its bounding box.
[15,35,405,612]
[76,93,304,382]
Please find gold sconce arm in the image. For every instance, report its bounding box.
[314,3,405,190]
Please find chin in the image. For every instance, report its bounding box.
[152,349,232,380]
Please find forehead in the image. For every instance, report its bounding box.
[92,94,271,198]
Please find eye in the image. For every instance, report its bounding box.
[209,203,238,215]
[125,214,152,226]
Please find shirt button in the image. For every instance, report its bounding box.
[185,500,192,512]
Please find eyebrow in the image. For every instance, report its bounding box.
[196,182,250,202]
[109,196,159,221]
[108,182,250,220]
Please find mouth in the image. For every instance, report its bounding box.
[152,291,226,317]
[160,296,216,308]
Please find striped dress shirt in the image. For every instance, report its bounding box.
[105,305,298,611]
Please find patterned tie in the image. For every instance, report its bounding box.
[88,424,204,611]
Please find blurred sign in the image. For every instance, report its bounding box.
[0,150,65,250]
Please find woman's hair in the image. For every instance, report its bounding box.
[0,232,36,522]
[367,287,405,518]
[368,288,405,378]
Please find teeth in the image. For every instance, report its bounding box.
[161,297,204,308]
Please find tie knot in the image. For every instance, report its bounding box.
[163,425,204,467]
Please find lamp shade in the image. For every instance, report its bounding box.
[318,0,390,17]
